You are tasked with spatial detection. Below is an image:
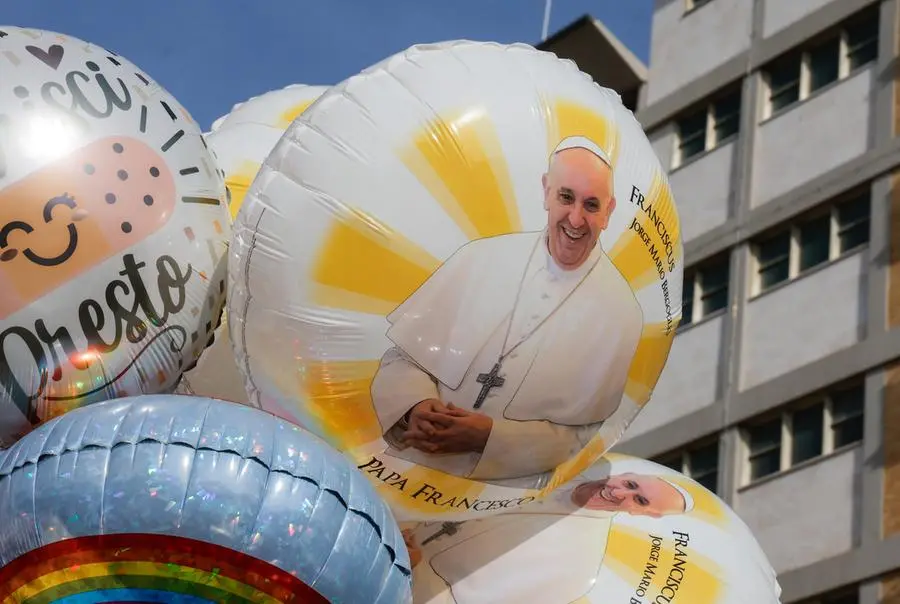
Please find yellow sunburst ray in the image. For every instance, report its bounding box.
[225,160,261,220]
[278,100,316,129]
[300,359,382,449]
[544,434,608,494]
[624,321,676,406]
[608,172,682,291]
[543,99,621,167]
[311,208,441,314]
[604,524,723,604]
[398,108,521,240]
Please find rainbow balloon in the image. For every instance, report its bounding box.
[0,534,327,603]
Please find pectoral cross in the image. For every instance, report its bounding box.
[473,362,505,409]
[421,522,461,546]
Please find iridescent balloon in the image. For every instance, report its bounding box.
[0,395,412,603]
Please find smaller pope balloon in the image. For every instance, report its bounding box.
[0,27,230,446]
[206,83,329,220]
[229,40,683,522]
[0,395,412,604]
[402,454,781,604]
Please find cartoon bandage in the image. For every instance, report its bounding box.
[0,136,176,319]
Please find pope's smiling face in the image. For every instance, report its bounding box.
[542,147,615,270]
[571,473,686,518]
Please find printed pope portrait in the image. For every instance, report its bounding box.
[403,471,694,604]
[371,136,643,482]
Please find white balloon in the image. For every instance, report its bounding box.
[229,40,684,522]
[404,454,781,604]
[0,27,230,446]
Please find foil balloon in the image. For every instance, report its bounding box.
[0,395,412,604]
[0,27,230,446]
[229,40,683,523]
[207,83,329,220]
[402,453,781,603]
[176,84,328,404]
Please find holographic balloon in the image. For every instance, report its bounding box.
[0,395,412,603]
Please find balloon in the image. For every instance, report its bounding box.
[0,27,230,446]
[0,395,412,604]
[207,83,329,220]
[229,40,683,522]
[403,453,781,603]
[175,84,329,404]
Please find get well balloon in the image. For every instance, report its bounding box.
[229,41,683,522]
[0,27,230,446]
[403,454,781,604]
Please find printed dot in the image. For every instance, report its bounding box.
[105,193,116,204]
[84,164,95,175]
[112,142,124,153]
[117,169,128,181]
[143,194,153,206]
[13,86,28,99]
[149,166,160,177]
[86,61,99,72]
[121,221,132,233]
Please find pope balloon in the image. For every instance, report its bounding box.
[229,40,684,521]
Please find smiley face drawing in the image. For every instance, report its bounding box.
[0,135,177,320]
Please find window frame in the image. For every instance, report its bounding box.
[741,382,865,486]
[655,438,721,495]
[750,190,871,296]
[680,255,731,329]
[761,9,879,119]
[673,87,742,168]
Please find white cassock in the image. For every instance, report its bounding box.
[371,229,643,480]
[412,509,614,604]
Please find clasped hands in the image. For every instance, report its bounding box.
[400,398,492,454]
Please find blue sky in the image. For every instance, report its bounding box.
[3,0,653,130]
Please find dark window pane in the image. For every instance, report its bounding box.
[846,12,880,70]
[798,215,830,271]
[837,194,871,253]
[809,37,841,92]
[823,590,859,604]
[656,455,683,473]
[748,418,782,480]
[756,232,790,290]
[791,403,824,464]
[831,384,865,448]
[677,109,707,162]
[699,261,729,316]
[768,55,801,112]
[687,442,719,494]
[712,90,741,143]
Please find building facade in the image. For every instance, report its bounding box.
[596,0,897,602]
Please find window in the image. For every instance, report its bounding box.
[762,8,879,117]
[743,382,864,484]
[673,87,741,167]
[655,439,720,494]
[799,587,859,604]
[680,255,729,328]
[751,190,871,294]
[685,0,713,11]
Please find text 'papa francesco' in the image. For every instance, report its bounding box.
[0,253,193,419]
[358,456,535,511]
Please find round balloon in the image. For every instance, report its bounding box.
[402,453,781,603]
[176,84,328,404]
[0,27,230,446]
[0,395,412,604]
[207,83,329,220]
[229,41,683,522]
